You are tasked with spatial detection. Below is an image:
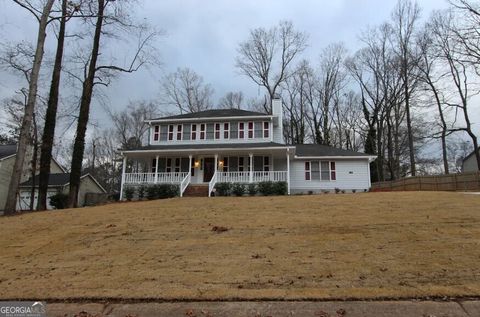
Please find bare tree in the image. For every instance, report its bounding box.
[430,9,480,170]
[391,0,422,176]
[417,27,451,174]
[3,0,55,214]
[218,91,244,109]
[161,67,213,113]
[235,21,308,112]
[68,0,159,207]
[38,0,73,211]
[109,100,160,149]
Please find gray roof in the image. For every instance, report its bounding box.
[20,173,71,187]
[123,142,290,152]
[0,144,17,160]
[152,109,269,120]
[294,144,372,157]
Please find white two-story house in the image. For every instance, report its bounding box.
[119,98,376,198]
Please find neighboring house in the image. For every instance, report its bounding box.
[462,148,480,172]
[119,97,376,198]
[0,144,105,211]
[18,173,106,210]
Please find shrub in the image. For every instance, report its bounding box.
[247,183,257,196]
[49,193,68,209]
[352,189,357,193]
[232,183,245,196]
[146,184,179,200]
[138,185,146,200]
[272,181,288,195]
[215,182,231,196]
[321,189,330,194]
[146,185,157,200]
[334,187,341,194]
[124,186,135,201]
[341,189,346,194]
[258,181,275,196]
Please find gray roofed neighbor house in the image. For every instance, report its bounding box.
[0,144,17,160]
[151,109,270,121]
[122,142,291,152]
[19,173,71,187]
[294,144,372,157]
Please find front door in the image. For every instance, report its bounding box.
[203,157,215,182]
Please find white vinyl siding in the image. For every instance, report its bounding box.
[290,159,370,193]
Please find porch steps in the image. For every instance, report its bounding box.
[183,184,209,197]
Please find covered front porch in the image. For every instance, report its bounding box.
[119,146,292,198]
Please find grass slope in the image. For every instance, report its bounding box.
[0,192,479,300]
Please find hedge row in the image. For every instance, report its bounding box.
[215,181,287,196]
[124,184,179,201]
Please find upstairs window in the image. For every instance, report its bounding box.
[305,162,311,180]
[191,124,197,140]
[215,123,221,139]
[248,122,254,139]
[263,121,269,138]
[224,122,230,139]
[200,124,206,140]
[239,122,245,139]
[176,124,182,140]
[153,125,160,141]
[168,125,174,141]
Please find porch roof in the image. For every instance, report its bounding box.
[121,142,292,155]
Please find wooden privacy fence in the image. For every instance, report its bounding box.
[371,171,480,192]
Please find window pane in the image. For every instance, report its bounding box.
[331,171,336,180]
[330,161,336,170]
[321,161,330,180]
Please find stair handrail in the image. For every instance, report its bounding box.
[179,172,191,197]
[208,170,218,197]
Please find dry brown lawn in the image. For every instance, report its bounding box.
[1,192,480,300]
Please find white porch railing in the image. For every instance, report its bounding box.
[217,171,288,183]
[208,170,218,197]
[179,172,191,197]
[124,172,188,184]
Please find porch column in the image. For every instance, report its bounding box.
[188,155,192,175]
[119,155,127,201]
[214,154,218,172]
[286,150,291,195]
[249,153,253,183]
[154,155,159,183]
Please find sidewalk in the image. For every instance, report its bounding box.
[47,300,480,317]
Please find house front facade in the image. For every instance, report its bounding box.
[119,98,376,198]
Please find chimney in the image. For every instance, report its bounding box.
[271,96,284,143]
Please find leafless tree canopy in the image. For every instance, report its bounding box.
[161,67,214,114]
[236,20,308,112]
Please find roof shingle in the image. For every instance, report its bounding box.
[151,109,269,121]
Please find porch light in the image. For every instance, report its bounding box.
[194,161,200,168]
[218,160,224,167]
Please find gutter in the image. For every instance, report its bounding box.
[120,146,295,155]
[145,115,274,124]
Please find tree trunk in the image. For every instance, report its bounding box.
[38,0,68,211]
[29,112,38,211]
[3,0,55,214]
[68,0,105,208]
[404,71,416,176]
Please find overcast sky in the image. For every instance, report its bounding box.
[3,0,476,137]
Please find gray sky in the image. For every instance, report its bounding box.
[3,0,477,139]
